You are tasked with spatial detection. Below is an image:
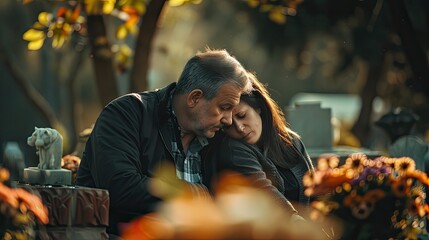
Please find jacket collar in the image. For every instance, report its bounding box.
[156,82,177,125]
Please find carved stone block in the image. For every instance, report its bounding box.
[18,184,109,240]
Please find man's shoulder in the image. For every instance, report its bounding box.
[109,82,177,108]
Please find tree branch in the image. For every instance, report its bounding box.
[129,0,167,92]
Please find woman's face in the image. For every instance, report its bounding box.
[223,101,262,145]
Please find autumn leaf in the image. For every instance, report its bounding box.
[169,0,202,7]
[85,0,102,15]
[269,7,286,24]
[246,0,259,8]
[133,2,146,15]
[38,12,51,26]
[116,25,128,40]
[70,4,82,22]
[23,29,45,41]
[169,0,187,7]
[52,34,65,48]
[260,4,274,12]
[102,0,116,14]
[27,39,45,50]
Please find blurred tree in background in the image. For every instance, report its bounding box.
[235,0,429,146]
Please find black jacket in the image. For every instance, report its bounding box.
[76,83,219,235]
[216,135,314,214]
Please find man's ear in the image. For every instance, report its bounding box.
[187,89,203,107]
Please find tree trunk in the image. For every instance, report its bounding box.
[388,0,429,97]
[129,0,167,92]
[64,43,88,154]
[0,44,63,134]
[87,15,119,106]
[351,60,384,147]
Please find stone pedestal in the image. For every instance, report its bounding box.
[23,167,72,185]
[18,184,109,240]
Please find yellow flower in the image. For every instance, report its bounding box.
[343,153,367,177]
[394,157,415,175]
[317,154,340,171]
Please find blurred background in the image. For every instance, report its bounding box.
[1,0,428,167]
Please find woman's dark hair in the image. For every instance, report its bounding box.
[242,72,301,168]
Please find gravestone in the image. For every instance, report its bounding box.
[286,101,382,163]
[286,102,332,149]
[389,136,428,171]
[2,142,25,187]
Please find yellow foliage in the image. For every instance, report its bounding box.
[52,34,65,48]
[22,29,45,41]
[116,25,128,40]
[116,44,133,73]
[32,22,46,30]
[133,2,146,15]
[37,12,51,26]
[119,44,132,56]
[260,4,274,12]
[269,7,286,24]
[27,38,45,50]
[84,0,102,15]
[102,0,117,14]
[128,24,138,35]
[169,0,202,7]
[63,22,73,34]
[246,0,259,8]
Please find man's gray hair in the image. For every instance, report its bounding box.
[175,49,251,100]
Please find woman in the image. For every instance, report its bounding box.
[218,72,314,218]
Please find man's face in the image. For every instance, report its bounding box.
[189,83,242,138]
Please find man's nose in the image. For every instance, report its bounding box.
[221,112,233,126]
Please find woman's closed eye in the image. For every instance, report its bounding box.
[236,112,246,119]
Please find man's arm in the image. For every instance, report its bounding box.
[85,95,161,216]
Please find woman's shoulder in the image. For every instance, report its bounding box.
[221,136,258,150]
[217,137,263,160]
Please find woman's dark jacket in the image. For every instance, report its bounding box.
[76,83,219,235]
[217,135,314,214]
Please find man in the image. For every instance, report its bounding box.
[76,49,251,236]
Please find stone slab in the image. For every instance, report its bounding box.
[307,146,383,164]
[23,167,72,186]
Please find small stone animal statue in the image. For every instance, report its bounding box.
[27,127,63,170]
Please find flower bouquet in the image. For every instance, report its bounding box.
[0,168,49,240]
[304,153,429,239]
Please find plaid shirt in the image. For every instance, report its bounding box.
[168,93,208,184]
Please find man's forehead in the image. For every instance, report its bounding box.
[215,87,241,102]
